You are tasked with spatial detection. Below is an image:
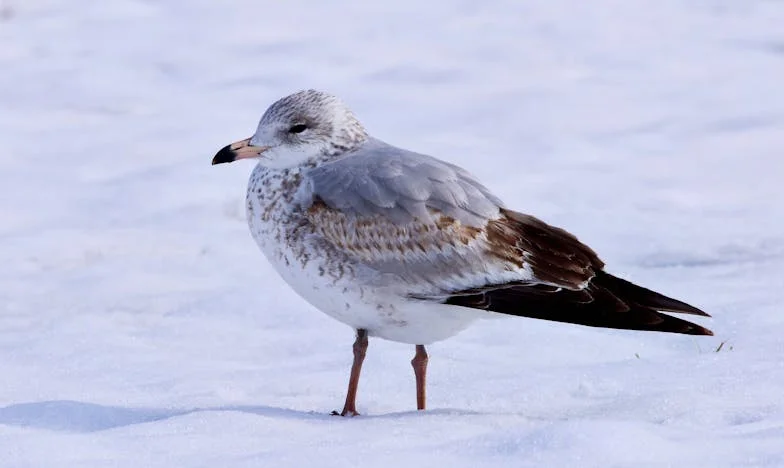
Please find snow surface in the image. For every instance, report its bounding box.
[2,0,784,466]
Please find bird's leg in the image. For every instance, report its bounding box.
[334,329,368,417]
[411,344,429,411]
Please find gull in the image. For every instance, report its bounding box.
[212,90,712,416]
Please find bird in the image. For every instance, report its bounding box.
[212,89,712,416]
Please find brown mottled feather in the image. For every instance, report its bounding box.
[306,198,483,266]
[486,208,604,290]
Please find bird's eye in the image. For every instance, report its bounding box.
[289,124,307,134]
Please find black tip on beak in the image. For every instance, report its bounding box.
[212,144,236,165]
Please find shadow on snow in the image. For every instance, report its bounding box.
[0,400,481,433]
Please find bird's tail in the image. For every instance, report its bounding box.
[443,271,713,336]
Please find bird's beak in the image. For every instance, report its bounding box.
[212,137,270,165]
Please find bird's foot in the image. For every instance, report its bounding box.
[331,409,360,417]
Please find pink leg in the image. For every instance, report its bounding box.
[411,344,429,410]
[335,329,368,417]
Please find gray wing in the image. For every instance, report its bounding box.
[299,139,522,293]
[303,138,503,227]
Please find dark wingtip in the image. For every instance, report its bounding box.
[595,271,710,317]
[674,302,711,317]
[212,144,236,165]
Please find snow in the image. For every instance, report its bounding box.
[1,0,783,466]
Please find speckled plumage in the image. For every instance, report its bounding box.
[243,152,495,344]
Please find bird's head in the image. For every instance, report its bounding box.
[212,90,368,169]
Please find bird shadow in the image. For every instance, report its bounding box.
[0,400,332,433]
[0,400,492,433]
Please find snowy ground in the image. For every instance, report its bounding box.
[2,0,784,466]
